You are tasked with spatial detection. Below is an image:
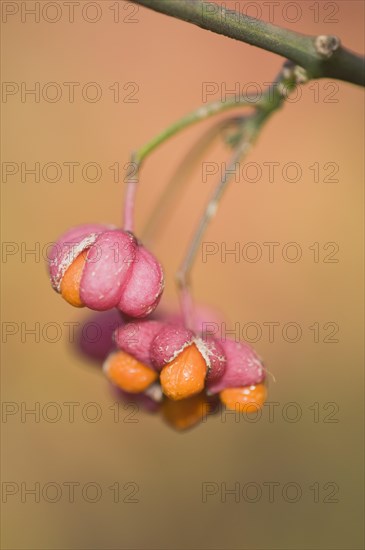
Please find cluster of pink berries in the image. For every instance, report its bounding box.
[48,224,267,430]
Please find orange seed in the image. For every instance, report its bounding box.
[160,344,207,401]
[220,384,267,413]
[60,252,87,307]
[104,351,157,393]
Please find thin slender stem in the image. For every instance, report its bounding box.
[123,95,258,232]
[132,0,365,86]
[123,153,139,233]
[175,63,294,329]
[176,135,252,330]
[135,96,257,164]
[141,116,243,245]
[178,140,251,280]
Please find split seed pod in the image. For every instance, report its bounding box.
[114,320,165,366]
[150,325,226,401]
[106,320,227,401]
[48,224,164,316]
[207,339,267,411]
[103,320,163,394]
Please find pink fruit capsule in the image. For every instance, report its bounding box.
[79,230,136,311]
[150,325,227,401]
[114,320,165,367]
[48,223,108,292]
[195,337,226,383]
[150,325,195,370]
[48,224,164,317]
[207,339,265,394]
[117,246,164,318]
[152,308,226,382]
[151,325,205,400]
[76,309,123,363]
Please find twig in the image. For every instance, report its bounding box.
[131,0,364,86]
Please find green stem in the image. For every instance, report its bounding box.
[132,0,365,86]
[124,94,257,231]
[135,95,258,164]
[141,117,241,244]
[124,61,297,233]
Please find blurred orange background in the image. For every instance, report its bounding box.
[1,1,364,548]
